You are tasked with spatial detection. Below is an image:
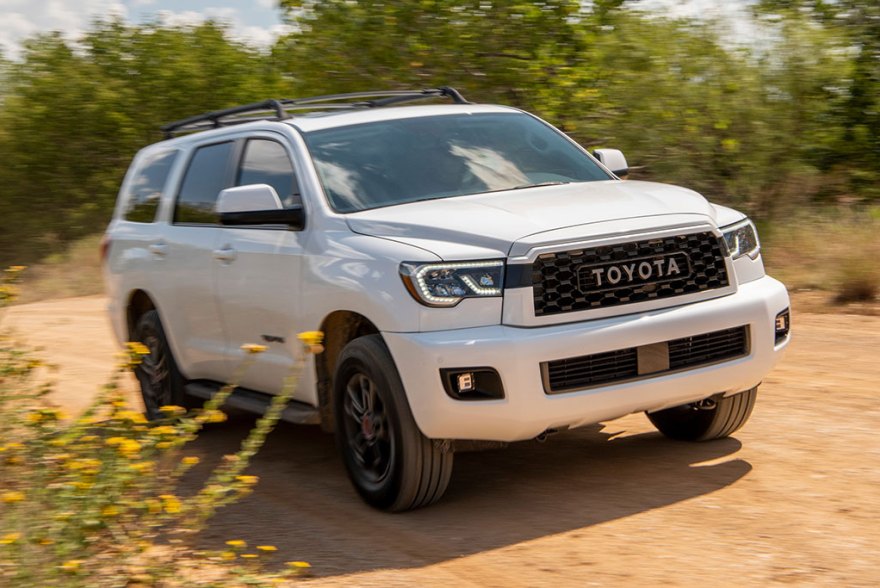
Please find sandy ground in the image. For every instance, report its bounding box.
[3,295,880,587]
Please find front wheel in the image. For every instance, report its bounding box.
[334,335,453,512]
[647,387,758,441]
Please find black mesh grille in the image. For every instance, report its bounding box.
[532,231,729,317]
[543,326,749,394]
[543,348,639,393]
[668,326,749,370]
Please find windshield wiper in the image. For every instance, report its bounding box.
[510,181,570,190]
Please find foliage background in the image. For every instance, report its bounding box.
[0,0,877,267]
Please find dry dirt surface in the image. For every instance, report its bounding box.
[4,295,880,587]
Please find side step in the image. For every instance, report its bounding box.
[185,381,321,426]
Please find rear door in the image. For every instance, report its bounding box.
[213,134,310,397]
[150,140,236,381]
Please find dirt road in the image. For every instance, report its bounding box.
[4,296,879,586]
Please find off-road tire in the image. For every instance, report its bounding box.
[334,335,453,512]
[133,310,193,420]
[647,387,758,441]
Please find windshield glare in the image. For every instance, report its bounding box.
[303,112,611,213]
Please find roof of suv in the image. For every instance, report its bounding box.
[158,87,522,141]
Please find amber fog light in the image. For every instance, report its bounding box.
[440,368,504,401]
[775,308,791,344]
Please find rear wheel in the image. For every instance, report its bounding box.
[133,310,193,420]
[334,335,453,512]
[647,387,757,441]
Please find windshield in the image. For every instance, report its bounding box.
[303,112,612,213]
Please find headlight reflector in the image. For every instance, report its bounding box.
[400,260,504,307]
[721,218,760,260]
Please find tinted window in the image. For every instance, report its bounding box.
[175,141,234,224]
[237,139,301,207]
[303,112,612,213]
[123,150,178,223]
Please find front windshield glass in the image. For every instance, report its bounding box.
[303,112,612,213]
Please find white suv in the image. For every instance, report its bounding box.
[104,88,790,511]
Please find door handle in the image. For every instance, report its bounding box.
[148,241,167,257]
[213,245,237,262]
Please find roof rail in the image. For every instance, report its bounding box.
[160,87,470,139]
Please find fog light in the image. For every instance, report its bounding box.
[441,368,504,401]
[775,308,790,344]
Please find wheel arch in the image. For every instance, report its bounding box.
[315,310,381,432]
[126,289,156,341]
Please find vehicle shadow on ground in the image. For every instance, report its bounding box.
[186,414,749,577]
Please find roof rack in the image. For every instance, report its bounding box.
[160,87,470,139]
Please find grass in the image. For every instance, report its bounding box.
[761,208,880,304]
[14,234,105,304]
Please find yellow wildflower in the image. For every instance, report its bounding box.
[226,539,247,548]
[126,342,151,356]
[101,505,119,518]
[287,561,311,569]
[297,331,325,354]
[60,560,83,573]
[26,411,43,424]
[202,409,227,423]
[5,442,22,450]
[159,405,186,416]
[118,439,142,457]
[159,494,182,514]
[182,456,200,466]
[2,491,25,503]
[38,538,55,546]
[106,436,126,446]
[155,441,172,450]
[297,331,324,346]
[256,545,277,552]
[0,533,21,545]
[241,343,267,354]
[117,411,147,424]
[6,265,26,273]
[241,553,258,559]
[111,399,128,408]
[235,475,259,485]
[221,551,236,561]
[149,425,177,436]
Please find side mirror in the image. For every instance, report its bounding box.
[593,149,629,178]
[216,184,305,230]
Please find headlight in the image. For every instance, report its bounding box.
[721,218,760,260]
[400,260,504,307]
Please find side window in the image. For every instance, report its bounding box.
[237,139,301,207]
[122,150,178,223]
[175,141,235,224]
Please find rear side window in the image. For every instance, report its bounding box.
[237,139,301,207]
[175,141,235,224]
[122,150,178,223]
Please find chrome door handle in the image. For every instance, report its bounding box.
[148,241,167,257]
[213,246,237,262]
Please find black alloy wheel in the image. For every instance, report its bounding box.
[334,335,453,512]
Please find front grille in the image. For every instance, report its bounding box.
[532,231,729,317]
[543,326,749,394]
[543,348,639,393]
[668,326,749,370]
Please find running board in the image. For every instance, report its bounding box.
[186,381,321,425]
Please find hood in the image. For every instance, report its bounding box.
[346,180,718,260]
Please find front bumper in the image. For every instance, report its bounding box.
[383,275,790,442]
